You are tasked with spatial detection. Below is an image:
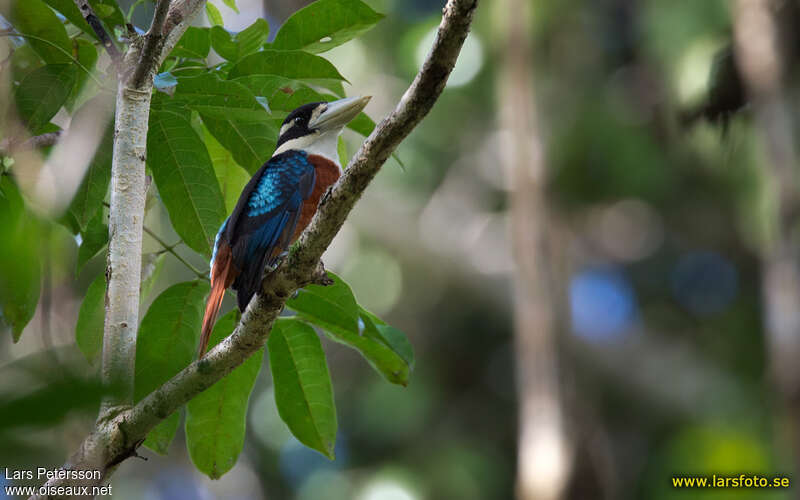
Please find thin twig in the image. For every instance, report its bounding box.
[142,225,208,280]
[0,132,62,154]
[73,0,121,62]
[102,201,208,279]
[169,64,208,73]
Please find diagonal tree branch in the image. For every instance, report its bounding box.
[156,0,205,68]
[73,0,121,62]
[129,0,172,88]
[31,0,478,497]
[0,131,62,154]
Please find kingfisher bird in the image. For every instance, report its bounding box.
[199,95,371,356]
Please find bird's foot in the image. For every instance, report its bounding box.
[264,251,290,274]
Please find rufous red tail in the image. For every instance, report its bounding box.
[198,243,237,357]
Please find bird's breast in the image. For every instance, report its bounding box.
[292,154,341,241]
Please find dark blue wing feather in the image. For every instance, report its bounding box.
[213,150,316,311]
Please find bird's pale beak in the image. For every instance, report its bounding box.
[309,95,372,132]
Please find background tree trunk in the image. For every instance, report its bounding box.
[496,0,572,498]
[733,0,800,476]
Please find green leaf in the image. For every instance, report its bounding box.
[186,310,263,478]
[210,18,268,62]
[234,77,369,128]
[359,308,415,371]
[58,208,80,235]
[346,111,376,137]
[135,280,210,454]
[89,0,124,26]
[140,252,166,301]
[228,50,347,96]
[171,27,211,59]
[75,272,105,364]
[0,176,41,342]
[287,272,359,333]
[202,115,281,175]
[221,0,238,13]
[232,75,324,112]
[172,73,269,122]
[76,210,107,274]
[167,60,208,78]
[286,273,410,386]
[341,114,407,169]
[269,318,336,459]
[337,135,347,167]
[91,2,114,17]
[9,44,44,83]
[14,64,78,134]
[160,74,279,174]
[205,2,223,26]
[347,117,404,169]
[66,39,99,111]
[328,323,410,386]
[204,126,250,213]
[68,111,113,229]
[11,0,72,63]
[272,0,383,54]
[41,0,96,40]
[232,74,307,97]
[148,110,226,257]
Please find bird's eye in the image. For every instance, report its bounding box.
[294,117,303,125]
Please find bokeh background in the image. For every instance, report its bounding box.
[3,0,800,499]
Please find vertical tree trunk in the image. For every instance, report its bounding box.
[97,0,195,417]
[101,81,153,415]
[496,1,571,499]
[733,0,800,472]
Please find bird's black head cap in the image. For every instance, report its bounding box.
[276,101,326,148]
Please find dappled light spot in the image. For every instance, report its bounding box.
[586,198,664,262]
[358,477,420,500]
[671,251,738,316]
[676,38,725,105]
[342,247,403,314]
[279,435,349,488]
[298,469,352,500]
[570,267,637,341]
